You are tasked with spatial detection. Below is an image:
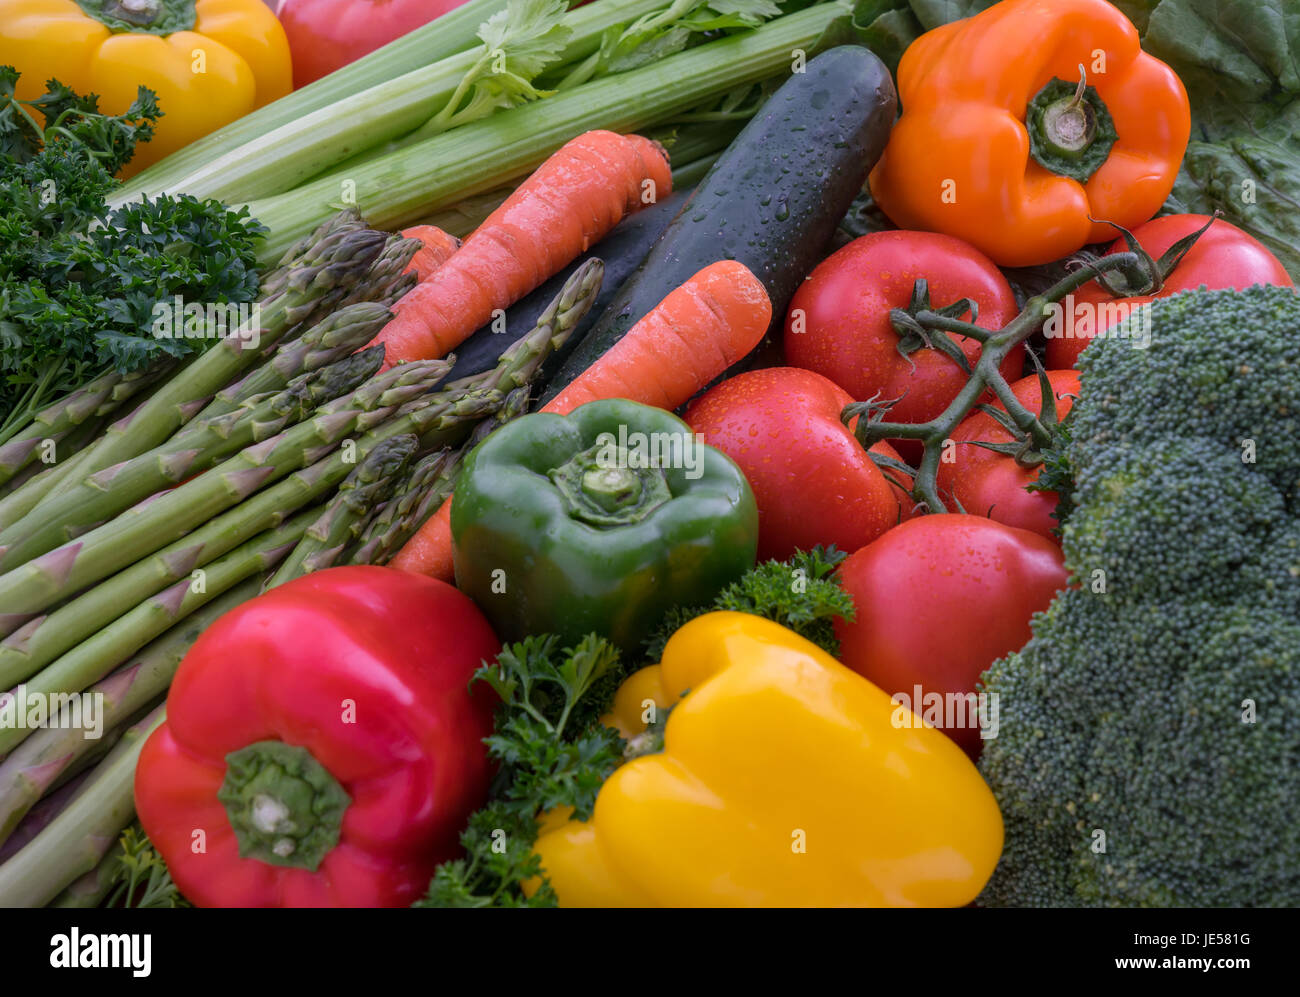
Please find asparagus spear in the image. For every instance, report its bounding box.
[0,384,500,688]
[0,360,447,629]
[0,423,127,532]
[0,579,261,846]
[0,705,165,908]
[345,263,604,562]
[0,456,43,500]
[0,410,105,501]
[0,448,361,689]
[443,257,605,399]
[347,379,535,568]
[346,447,457,566]
[44,212,388,494]
[0,770,94,866]
[265,434,419,587]
[0,348,386,571]
[47,845,120,908]
[195,303,402,421]
[0,506,321,758]
[315,231,422,316]
[0,366,168,487]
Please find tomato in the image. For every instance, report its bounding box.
[684,367,912,562]
[783,231,1023,460]
[1044,215,1294,369]
[834,514,1068,758]
[935,369,1080,541]
[276,0,474,88]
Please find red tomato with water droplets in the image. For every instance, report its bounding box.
[684,367,912,562]
[834,515,1067,758]
[277,0,476,88]
[936,369,1080,540]
[1044,215,1293,369]
[784,231,1022,461]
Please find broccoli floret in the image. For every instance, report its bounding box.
[981,592,1300,907]
[1244,518,1300,615]
[1073,285,1300,507]
[979,284,1300,908]
[1063,435,1285,603]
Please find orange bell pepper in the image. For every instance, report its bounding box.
[869,0,1190,267]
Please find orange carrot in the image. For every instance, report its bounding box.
[368,130,671,368]
[400,224,461,282]
[389,260,772,581]
[542,259,771,416]
[390,500,455,580]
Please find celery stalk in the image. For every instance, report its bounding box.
[249,3,843,264]
[111,0,674,207]
[118,0,509,200]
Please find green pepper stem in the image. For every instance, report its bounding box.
[549,442,672,527]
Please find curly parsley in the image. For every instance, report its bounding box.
[417,635,627,908]
[0,68,265,443]
[645,545,854,659]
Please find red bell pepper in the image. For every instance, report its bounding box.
[134,566,499,907]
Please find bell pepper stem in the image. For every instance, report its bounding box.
[76,0,194,34]
[549,443,673,527]
[217,740,350,872]
[1025,68,1118,183]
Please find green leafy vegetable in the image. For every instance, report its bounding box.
[105,825,189,909]
[417,634,626,908]
[645,545,854,660]
[551,0,785,89]
[0,66,160,177]
[0,69,265,444]
[424,0,574,135]
[1141,0,1300,280]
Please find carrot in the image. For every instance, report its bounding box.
[368,130,671,368]
[390,259,772,581]
[542,259,771,416]
[400,224,461,282]
[389,500,455,580]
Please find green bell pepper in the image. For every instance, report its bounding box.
[451,399,758,652]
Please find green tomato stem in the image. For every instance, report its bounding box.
[848,252,1148,513]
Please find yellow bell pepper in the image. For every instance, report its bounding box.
[0,0,291,175]
[532,612,1004,907]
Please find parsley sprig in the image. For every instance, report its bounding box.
[646,545,854,659]
[418,635,627,907]
[0,68,264,444]
[105,825,189,909]
[0,66,159,176]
